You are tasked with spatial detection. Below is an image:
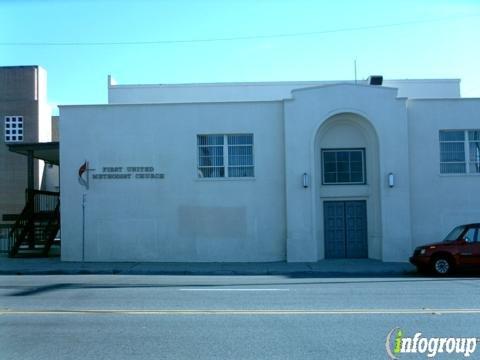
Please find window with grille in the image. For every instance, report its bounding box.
[4,116,24,143]
[468,130,480,174]
[322,149,365,185]
[440,130,480,174]
[197,134,254,178]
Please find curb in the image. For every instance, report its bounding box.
[0,269,416,276]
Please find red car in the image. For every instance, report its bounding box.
[410,223,480,275]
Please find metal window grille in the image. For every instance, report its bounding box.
[197,134,254,178]
[468,130,480,174]
[227,134,254,177]
[322,149,365,184]
[4,116,24,143]
[197,135,224,178]
[439,130,466,174]
[439,130,480,174]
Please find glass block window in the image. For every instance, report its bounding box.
[440,130,480,174]
[322,149,365,184]
[197,134,254,178]
[4,116,24,143]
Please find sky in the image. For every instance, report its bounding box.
[1,0,479,113]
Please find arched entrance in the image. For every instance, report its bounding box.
[313,112,382,260]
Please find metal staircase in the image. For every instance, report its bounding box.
[8,190,60,257]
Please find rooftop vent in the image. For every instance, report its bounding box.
[368,75,383,86]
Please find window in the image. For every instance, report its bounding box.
[197,134,254,178]
[227,134,254,177]
[4,116,23,143]
[440,130,480,174]
[322,149,365,184]
[443,225,466,241]
[463,228,477,243]
[469,130,480,174]
[197,135,224,178]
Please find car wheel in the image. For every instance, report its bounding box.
[432,257,452,275]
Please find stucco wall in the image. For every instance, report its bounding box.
[284,84,412,262]
[408,99,480,246]
[60,102,286,262]
[385,80,460,99]
[59,83,476,263]
[108,79,460,105]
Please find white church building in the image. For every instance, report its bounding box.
[58,76,480,262]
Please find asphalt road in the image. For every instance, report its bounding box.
[1,274,480,359]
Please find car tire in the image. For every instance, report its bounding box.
[431,257,452,276]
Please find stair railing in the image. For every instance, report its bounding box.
[8,189,60,257]
[42,200,60,256]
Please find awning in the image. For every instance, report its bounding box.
[8,142,59,165]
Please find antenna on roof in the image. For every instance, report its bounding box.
[354,59,357,85]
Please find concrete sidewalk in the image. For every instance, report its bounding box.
[0,255,416,276]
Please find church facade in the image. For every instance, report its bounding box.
[58,77,480,262]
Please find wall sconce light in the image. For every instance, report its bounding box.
[303,172,309,188]
[388,173,395,188]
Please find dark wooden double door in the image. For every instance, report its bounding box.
[324,200,368,259]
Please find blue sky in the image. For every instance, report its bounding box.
[1,0,479,111]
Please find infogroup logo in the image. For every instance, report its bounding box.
[385,328,478,359]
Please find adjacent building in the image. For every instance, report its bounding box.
[0,66,52,222]
[59,76,480,262]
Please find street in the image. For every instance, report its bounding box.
[1,274,480,359]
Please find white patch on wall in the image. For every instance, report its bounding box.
[178,206,247,239]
